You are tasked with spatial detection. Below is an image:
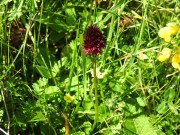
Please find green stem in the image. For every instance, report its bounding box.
[91,56,98,132]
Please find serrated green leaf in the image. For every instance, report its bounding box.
[134,116,159,135]
[51,62,60,77]
[29,111,46,122]
[124,116,165,135]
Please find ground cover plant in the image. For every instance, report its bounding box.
[0,0,180,134]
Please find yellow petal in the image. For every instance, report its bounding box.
[158,27,171,38]
[166,23,179,35]
[161,48,171,58]
[164,36,171,42]
[64,94,74,103]
[172,62,180,70]
[157,55,168,62]
[172,53,180,63]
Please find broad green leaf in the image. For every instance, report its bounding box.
[61,44,73,57]
[109,80,125,93]
[97,103,109,123]
[168,102,178,115]
[164,89,175,102]
[134,116,163,135]
[65,75,81,92]
[136,97,146,107]
[82,100,93,110]
[45,86,60,95]
[124,116,165,135]
[35,65,51,78]
[80,121,92,128]
[124,98,143,116]
[168,89,175,101]
[124,119,137,135]
[51,62,60,77]
[64,4,76,25]
[79,122,91,134]
[157,101,168,114]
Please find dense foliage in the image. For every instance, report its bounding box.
[0,0,180,135]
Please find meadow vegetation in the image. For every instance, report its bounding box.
[0,0,180,134]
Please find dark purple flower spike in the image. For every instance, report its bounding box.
[84,25,106,57]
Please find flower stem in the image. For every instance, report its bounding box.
[91,56,98,132]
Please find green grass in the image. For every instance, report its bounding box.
[0,0,180,135]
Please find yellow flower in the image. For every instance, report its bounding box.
[172,53,180,70]
[157,48,171,62]
[158,23,179,42]
[64,93,74,103]
[171,45,180,70]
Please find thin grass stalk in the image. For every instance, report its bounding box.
[32,2,43,81]
[1,90,10,135]
[67,40,77,92]
[82,53,87,99]
[103,0,118,62]
[91,56,99,132]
